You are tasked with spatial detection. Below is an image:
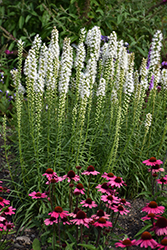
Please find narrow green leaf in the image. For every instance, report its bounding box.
[134,224,152,238]
[78,244,97,250]
[19,16,24,29]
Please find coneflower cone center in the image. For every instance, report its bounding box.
[149,157,157,162]
[107,195,113,201]
[4,208,9,212]
[152,164,159,169]
[122,239,131,246]
[7,224,12,229]
[108,173,114,177]
[46,168,53,174]
[0,187,3,191]
[74,208,80,214]
[118,205,124,211]
[51,178,57,183]
[161,239,167,246]
[3,187,7,191]
[87,165,95,171]
[156,217,167,228]
[97,210,104,217]
[98,217,106,224]
[54,206,63,213]
[148,201,157,208]
[141,231,152,240]
[77,183,83,189]
[160,178,166,183]
[101,183,108,189]
[0,197,3,201]
[115,177,121,183]
[67,170,75,178]
[120,198,126,204]
[50,216,56,221]
[76,211,86,219]
[86,198,92,204]
[35,192,41,197]
[148,213,155,218]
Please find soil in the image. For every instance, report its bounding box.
[0,129,148,250]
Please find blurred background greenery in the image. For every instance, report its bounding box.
[0,0,167,119]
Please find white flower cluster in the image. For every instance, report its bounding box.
[49,27,60,60]
[149,30,163,71]
[140,58,148,89]
[79,73,90,99]
[85,53,97,87]
[161,68,167,90]
[37,43,48,92]
[111,89,118,104]
[108,31,117,59]
[145,113,152,128]
[85,26,101,61]
[45,47,55,91]
[31,34,42,57]
[124,53,134,95]
[10,69,25,94]
[75,42,86,69]
[96,78,106,97]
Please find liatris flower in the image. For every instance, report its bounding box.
[0,197,10,207]
[156,237,167,250]
[148,164,164,173]
[80,198,97,208]
[96,182,114,195]
[145,113,152,129]
[154,217,167,236]
[29,191,47,199]
[44,216,58,225]
[82,165,100,176]
[70,210,92,228]
[93,217,112,228]
[142,157,163,166]
[63,170,80,182]
[108,176,126,188]
[91,209,110,220]
[74,183,85,195]
[112,205,130,215]
[101,172,116,180]
[115,238,136,248]
[49,206,69,219]
[149,75,154,90]
[157,177,167,185]
[142,201,165,214]
[101,194,119,205]
[119,198,131,207]
[135,231,157,248]
[1,206,16,215]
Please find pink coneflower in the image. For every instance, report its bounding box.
[1,206,16,215]
[142,201,165,214]
[108,176,126,188]
[74,183,85,195]
[96,182,114,195]
[80,198,97,208]
[49,206,69,219]
[154,217,167,236]
[157,177,167,185]
[135,231,157,248]
[45,176,63,185]
[112,205,129,215]
[101,194,119,205]
[101,172,116,180]
[69,207,81,218]
[43,168,58,179]
[0,197,10,207]
[119,198,131,207]
[93,217,112,228]
[148,164,164,173]
[44,216,58,225]
[141,213,160,221]
[115,238,136,248]
[63,170,80,182]
[82,165,100,176]
[156,237,167,250]
[142,157,163,166]
[29,191,47,199]
[61,217,71,225]
[1,187,10,193]
[70,210,92,228]
[91,209,110,220]
[2,221,14,231]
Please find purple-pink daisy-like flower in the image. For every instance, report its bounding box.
[101,172,116,181]
[141,213,160,221]
[29,191,47,199]
[0,187,10,193]
[2,221,14,231]
[43,168,58,179]
[96,183,114,195]
[108,176,126,188]
[101,194,119,205]
[61,217,71,225]
[63,170,80,183]
[70,210,92,228]
[44,216,58,226]
[142,201,165,214]
[135,231,157,248]
[73,183,85,195]
[0,197,10,207]
[112,205,129,215]
[93,217,112,228]
[1,206,16,215]
[91,209,110,220]
[45,176,63,185]
[156,237,167,250]
[154,217,167,236]
[68,208,81,218]
[156,177,167,185]
[142,157,163,166]
[115,238,136,248]
[82,165,100,176]
[80,198,97,208]
[119,198,131,207]
[49,206,69,219]
[148,164,164,173]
